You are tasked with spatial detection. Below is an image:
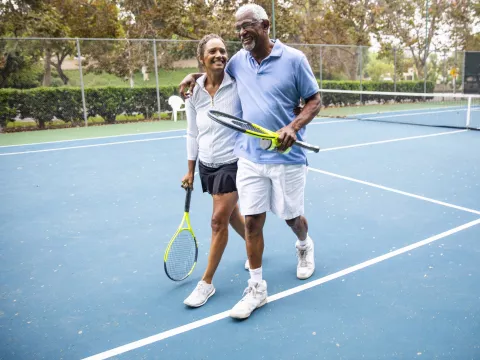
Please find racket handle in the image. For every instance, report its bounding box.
[294,140,320,153]
[184,187,192,212]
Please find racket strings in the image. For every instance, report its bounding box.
[165,230,196,280]
[230,119,268,134]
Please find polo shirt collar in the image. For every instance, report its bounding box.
[246,39,284,62]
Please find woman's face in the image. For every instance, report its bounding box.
[202,38,228,72]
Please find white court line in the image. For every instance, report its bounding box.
[0,129,186,149]
[308,167,480,216]
[342,106,469,119]
[310,119,357,125]
[0,135,186,156]
[363,108,469,120]
[82,217,480,360]
[319,129,467,152]
[1,128,466,157]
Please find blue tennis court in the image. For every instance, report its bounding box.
[1,106,479,359]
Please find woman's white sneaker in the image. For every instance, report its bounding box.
[183,281,215,307]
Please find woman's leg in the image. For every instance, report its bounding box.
[202,191,240,284]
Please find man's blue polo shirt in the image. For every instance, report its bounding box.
[225,39,319,165]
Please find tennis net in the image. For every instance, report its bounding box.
[318,89,480,130]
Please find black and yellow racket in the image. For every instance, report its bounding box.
[164,187,198,281]
[207,109,320,153]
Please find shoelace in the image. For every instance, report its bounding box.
[240,284,257,302]
[297,248,309,267]
[196,282,211,295]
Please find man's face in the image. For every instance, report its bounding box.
[235,10,266,52]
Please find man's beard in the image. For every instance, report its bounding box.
[242,39,256,52]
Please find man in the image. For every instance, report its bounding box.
[179,3,321,319]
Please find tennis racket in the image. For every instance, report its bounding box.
[164,187,198,281]
[207,109,320,153]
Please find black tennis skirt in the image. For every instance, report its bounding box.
[199,160,238,195]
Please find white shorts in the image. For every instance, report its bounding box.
[236,157,308,220]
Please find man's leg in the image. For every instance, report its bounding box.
[285,215,308,241]
[230,158,269,319]
[271,164,315,279]
[229,203,251,270]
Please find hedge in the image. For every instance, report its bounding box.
[0,81,432,131]
[0,85,177,130]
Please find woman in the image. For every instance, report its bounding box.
[181,34,248,308]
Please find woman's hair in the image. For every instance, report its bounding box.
[196,34,226,60]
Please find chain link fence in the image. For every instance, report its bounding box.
[0,37,472,131]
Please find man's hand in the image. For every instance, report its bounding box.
[181,172,195,190]
[276,124,298,152]
[179,73,204,99]
[179,74,196,99]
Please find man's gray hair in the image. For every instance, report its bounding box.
[235,4,269,21]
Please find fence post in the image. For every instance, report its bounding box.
[76,38,88,127]
[153,39,162,120]
[461,50,466,93]
[393,47,397,92]
[359,46,363,103]
[319,46,323,89]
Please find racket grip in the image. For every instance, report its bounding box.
[295,140,320,153]
[184,187,192,212]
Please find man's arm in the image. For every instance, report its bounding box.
[276,92,321,151]
[179,73,204,99]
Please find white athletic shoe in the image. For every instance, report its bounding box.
[245,259,250,270]
[183,281,215,307]
[296,236,315,280]
[230,279,268,319]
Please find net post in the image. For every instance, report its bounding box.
[466,96,472,129]
[153,39,162,121]
[76,38,88,127]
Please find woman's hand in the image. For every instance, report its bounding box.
[181,172,195,190]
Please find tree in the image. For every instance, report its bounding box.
[365,52,394,81]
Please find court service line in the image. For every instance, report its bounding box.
[308,167,480,216]
[0,129,186,149]
[0,135,186,156]
[82,217,480,360]
[319,129,467,152]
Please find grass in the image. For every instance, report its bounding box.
[0,118,188,146]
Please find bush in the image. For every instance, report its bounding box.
[0,84,179,131]
[0,89,18,128]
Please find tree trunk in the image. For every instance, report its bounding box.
[129,70,134,88]
[54,62,69,85]
[43,47,52,87]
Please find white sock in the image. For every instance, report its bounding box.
[297,234,310,248]
[249,267,262,283]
